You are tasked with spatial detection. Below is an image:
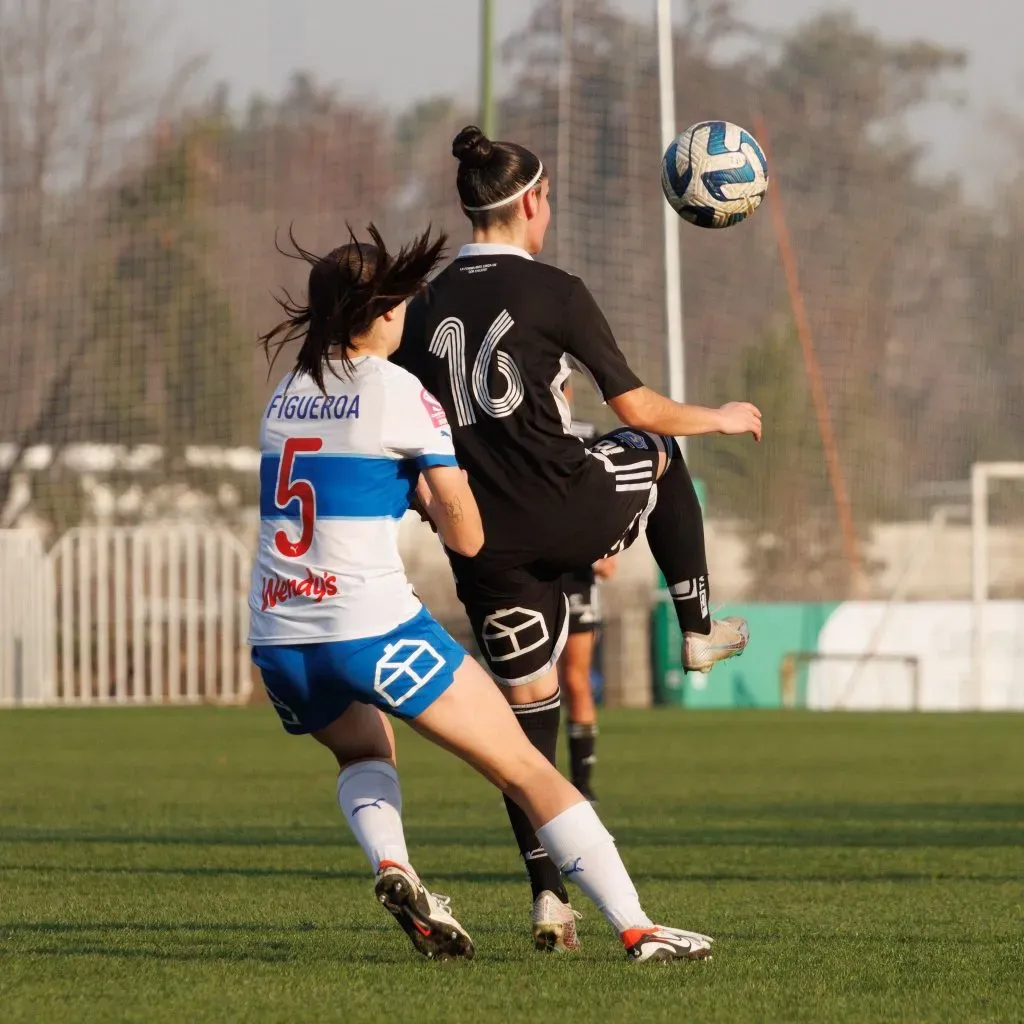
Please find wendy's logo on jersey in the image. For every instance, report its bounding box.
[420,388,449,430]
[260,569,338,611]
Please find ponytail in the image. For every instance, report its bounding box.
[260,223,446,393]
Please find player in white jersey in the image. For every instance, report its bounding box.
[248,224,715,964]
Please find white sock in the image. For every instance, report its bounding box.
[336,759,410,874]
[536,800,653,934]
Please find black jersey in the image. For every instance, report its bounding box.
[569,418,597,443]
[395,244,642,562]
[565,422,598,589]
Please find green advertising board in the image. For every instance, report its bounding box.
[651,599,839,708]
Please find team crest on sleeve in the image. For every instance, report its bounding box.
[420,389,449,429]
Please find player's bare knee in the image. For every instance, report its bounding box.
[501,747,560,801]
[644,432,674,480]
[501,670,559,706]
[475,743,543,796]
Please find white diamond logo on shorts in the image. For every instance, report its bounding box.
[373,639,444,708]
[481,607,550,663]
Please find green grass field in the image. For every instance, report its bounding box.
[1,708,1022,1023]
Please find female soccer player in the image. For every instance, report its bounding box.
[559,554,613,801]
[248,224,714,963]
[394,126,761,949]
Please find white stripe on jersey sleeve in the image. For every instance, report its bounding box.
[549,354,574,435]
[380,364,459,469]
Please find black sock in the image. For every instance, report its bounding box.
[645,440,711,635]
[503,692,569,904]
[567,722,597,800]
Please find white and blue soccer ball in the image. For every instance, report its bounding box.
[661,120,769,229]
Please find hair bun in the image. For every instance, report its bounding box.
[452,126,494,168]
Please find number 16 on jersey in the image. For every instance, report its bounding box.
[429,311,525,427]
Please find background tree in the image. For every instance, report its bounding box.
[0,0,1019,596]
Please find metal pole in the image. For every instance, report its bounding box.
[656,0,686,451]
[556,0,574,270]
[480,0,496,136]
[970,463,986,710]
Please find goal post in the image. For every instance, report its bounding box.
[656,0,687,451]
[971,461,1024,708]
[780,651,921,711]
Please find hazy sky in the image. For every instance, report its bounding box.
[157,0,1023,183]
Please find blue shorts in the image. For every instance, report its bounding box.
[251,607,466,735]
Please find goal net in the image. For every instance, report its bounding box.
[1,1,1022,704]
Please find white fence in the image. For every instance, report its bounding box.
[0,530,53,705]
[0,526,252,706]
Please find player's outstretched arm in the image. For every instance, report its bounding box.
[609,387,762,441]
[417,466,485,557]
[561,280,761,442]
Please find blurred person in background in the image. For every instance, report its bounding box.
[558,377,617,804]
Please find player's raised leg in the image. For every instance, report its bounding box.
[647,436,749,672]
[588,427,750,674]
[410,652,714,963]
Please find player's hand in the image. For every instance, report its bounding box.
[411,476,435,527]
[716,401,762,441]
[593,556,617,579]
[409,494,436,531]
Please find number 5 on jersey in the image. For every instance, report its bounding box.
[429,311,524,427]
[274,436,323,558]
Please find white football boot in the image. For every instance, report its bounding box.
[374,860,474,960]
[683,616,750,673]
[622,924,714,962]
[531,890,582,952]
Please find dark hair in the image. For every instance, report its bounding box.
[260,223,446,393]
[452,125,545,228]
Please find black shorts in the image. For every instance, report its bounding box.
[565,568,600,635]
[450,427,667,685]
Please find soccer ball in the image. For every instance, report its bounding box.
[661,120,769,229]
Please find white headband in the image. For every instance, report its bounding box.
[461,162,545,213]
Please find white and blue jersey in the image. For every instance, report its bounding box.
[249,356,457,645]
[248,356,466,732]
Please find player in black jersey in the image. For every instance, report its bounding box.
[395,125,761,952]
